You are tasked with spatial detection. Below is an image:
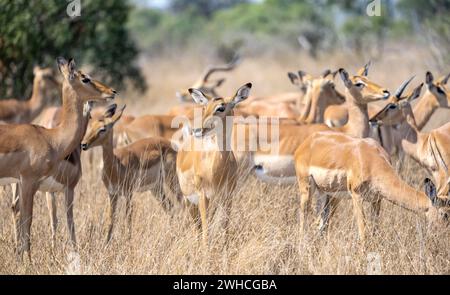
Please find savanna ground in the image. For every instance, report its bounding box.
[0,44,449,274]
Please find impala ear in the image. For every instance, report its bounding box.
[407,83,423,102]
[424,178,438,205]
[231,83,252,106]
[437,73,450,85]
[426,71,434,86]
[104,104,118,118]
[189,88,209,105]
[287,72,299,85]
[357,61,371,77]
[338,68,352,89]
[67,58,76,80]
[111,105,126,123]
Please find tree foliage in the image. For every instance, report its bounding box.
[0,0,146,99]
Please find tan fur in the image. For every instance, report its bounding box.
[0,66,60,123]
[371,83,450,195]
[294,131,450,243]
[248,67,390,182]
[0,57,116,260]
[176,83,252,246]
[81,105,181,243]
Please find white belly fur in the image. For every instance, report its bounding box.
[253,154,295,178]
[309,166,347,192]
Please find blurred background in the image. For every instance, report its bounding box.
[1,0,449,114]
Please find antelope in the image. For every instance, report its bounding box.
[176,83,252,246]
[0,57,116,260]
[286,69,345,124]
[168,55,241,116]
[370,82,450,196]
[8,102,93,249]
[0,66,60,123]
[81,104,181,243]
[324,71,450,128]
[294,131,450,244]
[250,66,390,183]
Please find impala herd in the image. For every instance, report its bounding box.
[0,56,449,263]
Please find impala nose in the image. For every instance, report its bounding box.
[81,143,88,150]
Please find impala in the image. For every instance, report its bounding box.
[294,131,450,244]
[250,66,390,183]
[81,104,181,243]
[324,71,450,128]
[0,66,60,123]
[286,69,345,124]
[168,55,241,115]
[370,82,450,196]
[0,57,116,260]
[9,102,94,249]
[176,83,252,246]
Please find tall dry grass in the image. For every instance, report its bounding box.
[0,43,449,274]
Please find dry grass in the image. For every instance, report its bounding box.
[0,44,449,274]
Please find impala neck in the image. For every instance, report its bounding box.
[100,132,118,177]
[27,76,47,115]
[51,82,85,159]
[413,90,439,130]
[397,110,427,163]
[373,165,431,212]
[341,90,370,138]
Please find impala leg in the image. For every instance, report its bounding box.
[299,176,313,239]
[45,192,58,249]
[368,197,381,236]
[316,194,334,235]
[106,193,119,244]
[198,192,209,248]
[223,196,233,243]
[125,193,133,240]
[18,178,38,262]
[350,190,366,247]
[11,183,20,248]
[64,187,77,249]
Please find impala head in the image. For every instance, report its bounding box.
[81,103,125,150]
[33,66,60,89]
[287,70,313,94]
[424,178,450,227]
[424,71,450,108]
[176,55,241,102]
[369,82,423,126]
[56,57,117,103]
[176,79,226,102]
[338,63,390,103]
[188,83,252,138]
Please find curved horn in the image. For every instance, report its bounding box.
[202,54,242,82]
[321,69,331,78]
[395,76,415,99]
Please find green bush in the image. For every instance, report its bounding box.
[0,0,146,99]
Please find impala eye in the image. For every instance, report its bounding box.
[437,87,445,95]
[388,104,397,110]
[215,105,226,113]
[99,127,106,133]
[81,75,91,83]
[355,82,365,88]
